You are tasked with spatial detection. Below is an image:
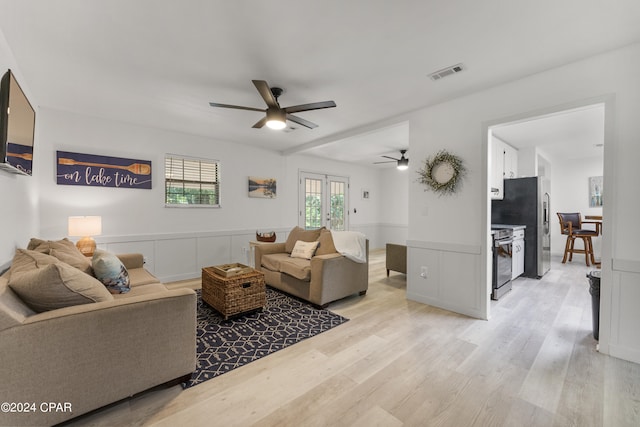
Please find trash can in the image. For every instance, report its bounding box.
[587,270,601,340]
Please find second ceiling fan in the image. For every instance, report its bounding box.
[375,150,409,170]
[209,80,336,130]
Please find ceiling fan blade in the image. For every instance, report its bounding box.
[209,102,265,112]
[252,80,279,108]
[287,114,318,129]
[381,155,400,161]
[373,160,396,164]
[252,117,268,129]
[284,101,336,114]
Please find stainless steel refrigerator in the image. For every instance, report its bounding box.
[491,176,551,278]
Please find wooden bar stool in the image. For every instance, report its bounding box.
[557,212,599,266]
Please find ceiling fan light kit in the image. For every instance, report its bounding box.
[396,157,409,170]
[209,80,336,130]
[266,108,286,130]
[374,149,409,170]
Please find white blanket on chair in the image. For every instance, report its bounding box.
[330,231,367,263]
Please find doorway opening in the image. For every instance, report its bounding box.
[484,99,608,319]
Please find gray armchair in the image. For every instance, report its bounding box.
[386,243,407,276]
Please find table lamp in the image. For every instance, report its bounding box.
[68,216,102,256]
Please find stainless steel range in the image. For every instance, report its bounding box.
[492,227,513,300]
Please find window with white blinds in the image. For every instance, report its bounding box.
[165,155,220,207]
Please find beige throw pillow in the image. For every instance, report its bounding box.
[29,238,93,275]
[27,238,47,251]
[290,240,320,260]
[285,226,324,253]
[8,249,59,275]
[8,250,113,313]
[315,229,338,256]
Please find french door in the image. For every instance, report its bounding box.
[299,172,349,231]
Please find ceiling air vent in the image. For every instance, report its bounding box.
[428,63,465,81]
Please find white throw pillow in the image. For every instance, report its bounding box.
[290,240,320,260]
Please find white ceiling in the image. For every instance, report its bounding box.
[0,1,637,165]
[492,104,605,162]
[303,121,410,168]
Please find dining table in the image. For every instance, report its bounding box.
[584,215,602,267]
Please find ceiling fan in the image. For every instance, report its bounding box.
[209,80,336,130]
[374,150,409,170]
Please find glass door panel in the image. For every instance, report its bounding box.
[330,179,346,231]
[299,172,349,231]
[304,176,323,229]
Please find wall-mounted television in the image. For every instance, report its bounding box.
[0,69,36,175]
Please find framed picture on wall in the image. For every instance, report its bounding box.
[589,176,603,207]
[248,176,276,198]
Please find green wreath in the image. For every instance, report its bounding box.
[417,150,466,195]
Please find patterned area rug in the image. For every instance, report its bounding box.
[182,287,348,389]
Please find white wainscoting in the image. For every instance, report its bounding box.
[349,223,380,250]
[353,223,408,250]
[607,258,640,364]
[98,228,291,283]
[0,224,407,279]
[95,224,405,283]
[377,223,409,247]
[406,240,485,319]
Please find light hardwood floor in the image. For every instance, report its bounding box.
[64,250,640,427]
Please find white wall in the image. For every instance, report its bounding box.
[406,91,486,318]
[31,107,396,281]
[37,108,292,238]
[377,167,409,245]
[0,28,39,268]
[404,42,640,364]
[549,155,603,257]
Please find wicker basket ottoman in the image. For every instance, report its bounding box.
[201,267,266,320]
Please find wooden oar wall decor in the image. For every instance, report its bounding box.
[56,150,153,189]
[4,143,34,175]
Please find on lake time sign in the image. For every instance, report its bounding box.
[56,151,152,189]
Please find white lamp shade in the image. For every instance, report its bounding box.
[68,216,102,237]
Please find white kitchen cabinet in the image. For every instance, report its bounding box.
[503,143,518,180]
[512,228,525,279]
[491,138,505,199]
[490,137,518,200]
